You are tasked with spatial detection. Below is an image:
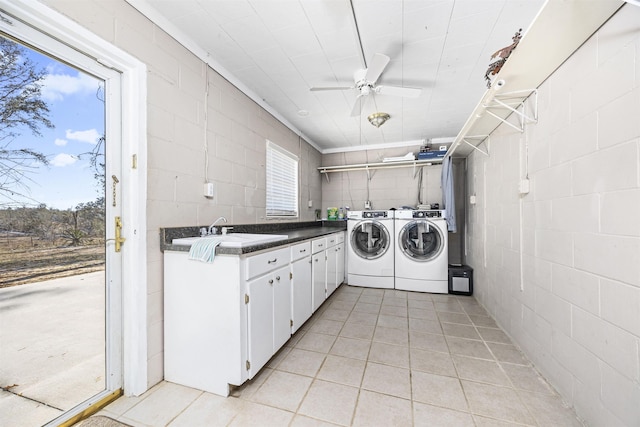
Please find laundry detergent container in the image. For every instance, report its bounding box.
[448,265,473,296]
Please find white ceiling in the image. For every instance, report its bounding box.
[128,0,545,152]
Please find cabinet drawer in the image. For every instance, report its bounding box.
[312,237,326,254]
[326,233,338,247]
[336,232,345,244]
[245,247,289,280]
[290,241,311,262]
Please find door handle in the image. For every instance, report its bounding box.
[114,216,126,252]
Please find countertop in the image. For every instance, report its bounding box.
[160,221,347,255]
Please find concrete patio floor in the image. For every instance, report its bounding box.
[0,271,105,427]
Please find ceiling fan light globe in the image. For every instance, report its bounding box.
[368,112,390,128]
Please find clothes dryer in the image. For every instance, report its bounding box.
[394,209,448,293]
[346,210,395,289]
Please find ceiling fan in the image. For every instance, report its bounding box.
[310,53,422,117]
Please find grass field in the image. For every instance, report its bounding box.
[0,235,105,288]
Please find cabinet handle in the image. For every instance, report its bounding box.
[315,258,318,262]
[299,249,306,253]
[276,276,280,281]
[318,244,323,247]
[267,258,277,264]
[268,279,274,285]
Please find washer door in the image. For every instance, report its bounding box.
[398,220,444,261]
[350,220,391,260]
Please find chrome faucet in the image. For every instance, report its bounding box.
[209,216,227,235]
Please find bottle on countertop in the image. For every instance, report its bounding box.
[338,207,345,220]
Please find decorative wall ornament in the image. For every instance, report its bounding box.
[484,29,522,88]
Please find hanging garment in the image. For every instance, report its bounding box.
[441,156,457,232]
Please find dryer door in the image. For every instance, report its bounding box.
[398,220,444,262]
[350,220,391,260]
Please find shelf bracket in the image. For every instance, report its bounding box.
[483,89,539,133]
[462,135,490,157]
[485,108,525,133]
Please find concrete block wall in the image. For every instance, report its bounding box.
[45,0,322,387]
[465,6,640,426]
[321,145,443,214]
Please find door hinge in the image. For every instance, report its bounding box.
[290,319,293,327]
[244,294,249,304]
[246,360,250,370]
[290,272,293,280]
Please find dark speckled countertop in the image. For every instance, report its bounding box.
[160,220,347,255]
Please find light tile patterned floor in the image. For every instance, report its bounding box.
[98,285,584,426]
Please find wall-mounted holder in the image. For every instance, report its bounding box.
[317,158,444,183]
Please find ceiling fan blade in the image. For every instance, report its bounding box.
[364,53,390,84]
[310,86,353,92]
[350,95,365,117]
[375,85,422,98]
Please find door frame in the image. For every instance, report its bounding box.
[0,0,148,401]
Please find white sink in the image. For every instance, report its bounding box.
[172,233,288,248]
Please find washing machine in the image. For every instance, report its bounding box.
[347,210,395,289]
[395,209,448,293]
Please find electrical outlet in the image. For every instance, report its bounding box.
[364,200,371,210]
[308,200,313,208]
[519,179,530,195]
[204,182,214,198]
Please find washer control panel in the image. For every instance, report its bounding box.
[413,210,442,218]
[363,211,388,218]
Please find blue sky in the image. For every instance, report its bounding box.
[1,44,105,210]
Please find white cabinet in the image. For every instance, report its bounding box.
[245,247,290,377]
[311,237,327,311]
[163,229,346,396]
[311,232,346,309]
[326,232,345,297]
[246,272,275,377]
[326,242,338,296]
[336,241,345,288]
[246,264,291,376]
[272,266,292,354]
[290,241,312,333]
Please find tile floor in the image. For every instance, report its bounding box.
[97,285,584,426]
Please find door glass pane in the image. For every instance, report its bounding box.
[350,220,390,259]
[399,221,443,261]
[0,35,106,426]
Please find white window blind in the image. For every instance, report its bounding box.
[266,140,298,217]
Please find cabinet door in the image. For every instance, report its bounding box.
[326,246,338,297]
[312,252,327,312]
[291,256,312,333]
[336,242,345,288]
[272,265,292,351]
[246,275,274,378]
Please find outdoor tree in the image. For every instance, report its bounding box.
[0,36,53,206]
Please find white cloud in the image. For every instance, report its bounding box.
[40,70,100,102]
[51,153,77,167]
[54,138,67,146]
[66,128,101,144]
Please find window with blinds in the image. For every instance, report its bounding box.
[266,140,298,217]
